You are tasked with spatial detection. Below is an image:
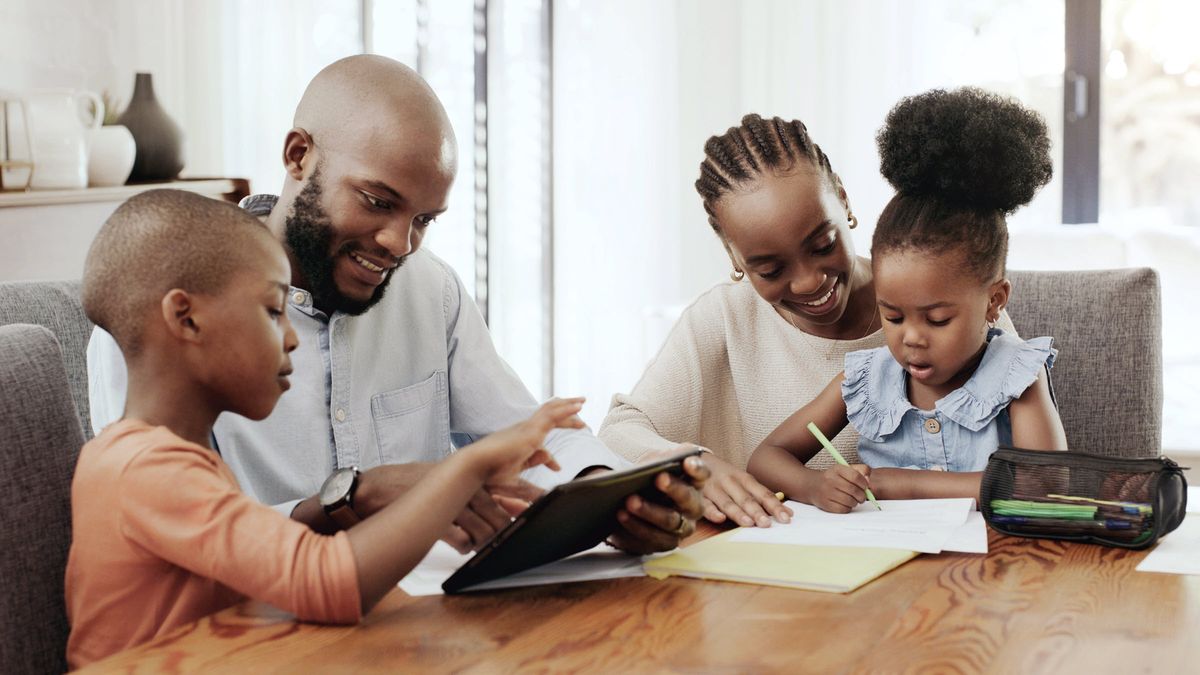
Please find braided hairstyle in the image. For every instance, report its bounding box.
[695,114,843,234]
[873,87,1052,282]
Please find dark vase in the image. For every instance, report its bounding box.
[117,72,185,181]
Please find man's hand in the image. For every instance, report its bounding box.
[603,454,710,555]
[355,463,545,553]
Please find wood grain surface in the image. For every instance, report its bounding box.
[79,529,1200,674]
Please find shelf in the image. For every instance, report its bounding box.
[0,177,250,207]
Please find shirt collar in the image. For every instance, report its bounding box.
[240,194,328,321]
[238,193,279,218]
[287,286,330,321]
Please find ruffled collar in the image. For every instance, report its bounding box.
[843,329,1057,441]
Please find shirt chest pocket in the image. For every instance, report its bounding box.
[370,371,451,464]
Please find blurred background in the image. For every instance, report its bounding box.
[2,0,1197,452]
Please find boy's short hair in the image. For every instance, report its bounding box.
[82,189,279,356]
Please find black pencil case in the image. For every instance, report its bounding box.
[979,446,1188,550]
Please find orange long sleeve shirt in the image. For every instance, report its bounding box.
[65,420,361,669]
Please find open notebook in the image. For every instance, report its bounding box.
[643,529,918,593]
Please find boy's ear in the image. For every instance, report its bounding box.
[160,289,202,343]
[988,278,1012,321]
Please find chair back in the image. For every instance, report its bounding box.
[0,324,84,674]
[0,280,93,438]
[1007,268,1162,457]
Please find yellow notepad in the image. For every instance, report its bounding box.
[643,530,918,593]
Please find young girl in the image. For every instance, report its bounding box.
[747,88,1068,513]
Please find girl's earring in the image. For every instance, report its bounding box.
[730,268,745,282]
[848,214,858,229]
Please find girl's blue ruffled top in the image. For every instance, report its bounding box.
[842,329,1056,472]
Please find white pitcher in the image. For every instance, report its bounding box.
[22,89,104,189]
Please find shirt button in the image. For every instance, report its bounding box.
[924,418,941,434]
[335,408,346,422]
[292,291,306,304]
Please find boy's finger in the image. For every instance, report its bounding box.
[487,480,544,502]
[543,397,584,412]
[493,495,532,517]
[557,413,586,429]
[521,449,559,472]
[442,525,473,554]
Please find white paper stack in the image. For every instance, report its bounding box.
[398,541,646,596]
[729,498,987,554]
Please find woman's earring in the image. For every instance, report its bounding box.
[730,268,745,282]
[848,214,858,229]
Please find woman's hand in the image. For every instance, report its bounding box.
[696,452,792,527]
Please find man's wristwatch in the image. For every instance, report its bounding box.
[319,467,362,530]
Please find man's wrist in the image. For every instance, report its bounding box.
[351,467,390,517]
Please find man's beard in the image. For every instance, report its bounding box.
[283,170,402,316]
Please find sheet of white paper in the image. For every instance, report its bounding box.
[729,498,974,553]
[398,541,646,596]
[1137,516,1200,575]
[942,512,988,554]
[1188,486,1200,514]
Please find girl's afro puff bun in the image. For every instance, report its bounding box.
[876,87,1052,214]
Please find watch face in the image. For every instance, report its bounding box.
[321,468,356,506]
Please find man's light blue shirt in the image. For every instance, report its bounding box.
[87,195,628,515]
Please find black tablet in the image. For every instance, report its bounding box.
[442,447,702,594]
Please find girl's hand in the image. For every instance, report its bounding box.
[697,452,793,527]
[471,397,586,484]
[810,464,872,513]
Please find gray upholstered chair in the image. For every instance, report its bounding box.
[0,280,94,439]
[1007,268,1162,457]
[0,324,85,674]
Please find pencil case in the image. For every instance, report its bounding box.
[979,446,1188,549]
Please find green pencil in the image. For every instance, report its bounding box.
[806,422,881,511]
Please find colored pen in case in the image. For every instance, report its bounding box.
[806,422,881,511]
[991,515,1136,530]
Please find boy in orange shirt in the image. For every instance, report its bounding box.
[65,189,582,668]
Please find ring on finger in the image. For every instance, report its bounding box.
[672,511,689,537]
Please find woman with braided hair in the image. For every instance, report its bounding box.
[598,104,1019,527]
[748,88,1066,512]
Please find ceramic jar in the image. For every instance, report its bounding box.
[86,125,136,187]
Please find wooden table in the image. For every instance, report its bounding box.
[82,529,1200,673]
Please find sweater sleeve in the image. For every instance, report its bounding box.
[117,443,362,624]
[598,287,737,462]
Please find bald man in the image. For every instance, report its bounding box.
[87,55,706,556]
